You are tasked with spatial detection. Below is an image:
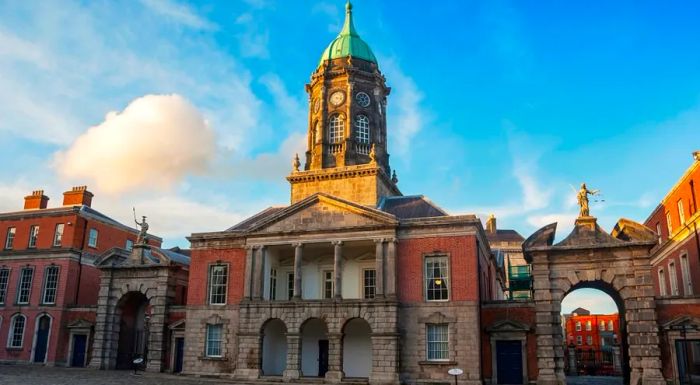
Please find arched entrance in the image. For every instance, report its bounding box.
[261,318,288,376]
[342,318,372,378]
[301,318,329,377]
[116,291,149,369]
[32,314,52,363]
[524,217,666,385]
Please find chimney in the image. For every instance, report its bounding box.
[62,186,94,207]
[486,214,497,234]
[24,190,49,210]
[693,150,700,162]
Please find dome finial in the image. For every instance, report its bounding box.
[346,1,352,12]
[340,0,357,37]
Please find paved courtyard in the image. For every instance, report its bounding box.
[567,376,623,385]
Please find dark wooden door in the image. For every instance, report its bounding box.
[496,340,523,385]
[33,316,51,363]
[174,338,185,373]
[318,339,329,377]
[71,335,87,367]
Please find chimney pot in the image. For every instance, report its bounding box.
[24,190,49,210]
[62,185,94,207]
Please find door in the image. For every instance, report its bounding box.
[33,316,51,363]
[496,340,523,385]
[318,339,329,377]
[676,339,700,385]
[174,337,185,373]
[71,335,87,367]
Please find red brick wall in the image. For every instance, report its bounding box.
[644,163,699,241]
[564,314,620,349]
[481,304,538,381]
[187,248,246,305]
[397,235,479,303]
[652,236,699,297]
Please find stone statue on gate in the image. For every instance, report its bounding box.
[133,208,149,245]
[576,183,599,217]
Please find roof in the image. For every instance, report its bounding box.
[571,307,590,316]
[377,195,448,219]
[318,1,377,67]
[227,206,286,231]
[486,229,525,243]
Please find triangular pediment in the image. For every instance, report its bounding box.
[67,319,94,329]
[661,315,700,330]
[247,193,398,234]
[486,320,531,333]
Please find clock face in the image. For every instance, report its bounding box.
[329,91,345,106]
[355,92,371,107]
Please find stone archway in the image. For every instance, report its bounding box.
[524,217,665,385]
[115,291,150,369]
[261,318,288,376]
[342,317,372,378]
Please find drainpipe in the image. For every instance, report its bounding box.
[74,212,89,305]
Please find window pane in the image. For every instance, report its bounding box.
[53,224,64,247]
[5,227,15,249]
[209,265,228,305]
[426,324,449,360]
[363,269,376,299]
[329,115,344,144]
[287,273,295,299]
[28,226,39,248]
[88,229,98,248]
[10,315,26,348]
[206,324,223,357]
[42,266,59,304]
[355,115,370,146]
[17,268,34,304]
[0,268,9,304]
[425,256,449,301]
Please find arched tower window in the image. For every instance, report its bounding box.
[329,115,344,143]
[355,115,370,144]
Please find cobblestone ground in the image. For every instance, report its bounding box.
[0,365,238,385]
[566,375,623,385]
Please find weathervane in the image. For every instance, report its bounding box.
[572,183,603,218]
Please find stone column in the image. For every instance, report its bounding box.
[89,269,116,369]
[385,238,397,298]
[293,243,303,299]
[531,253,565,385]
[283,333,301,380]
[567,346,578,376]
[244,245,254,299]
[325,332,344,382]
[253,246,265,300]
[374,239,385,297]
[333,241,343,299]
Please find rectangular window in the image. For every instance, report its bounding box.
[53,223,64,247]
[16,267,34,304]
[287,272,295,300]
[28,225,39,248]
[363,269,376,299]
[586,321,592,331]
[425,255,449,301]
[599,320,605,331]
[576,335,582,345]
[666,212,673,236]
[0,268,9,304]
[658,268,667,296]
[678,200,686,226]
[323,270,333,299]
[608,320,614,331]
[42,266,60,304]
[4,227,15,249]
[681,254,693,296]
[269,268,277,300]
[205,324,223,357]
[426,324,449,361]
[575,321,581,331]
[586,335,593,345]
[208,264,228,305]
[656,223,662,243]
[669,261,679,296]
[125,239,134,251]
[9,316,26,348]
[87,228,98,248]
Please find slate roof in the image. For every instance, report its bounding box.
[377,195,447,219]
[486,229,525,243]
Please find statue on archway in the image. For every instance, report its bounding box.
[133,208,149,245]
[577,183,599,217]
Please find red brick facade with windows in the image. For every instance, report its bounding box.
[186,247,246,306]
[0,186,160,366]
[563,312,620,350]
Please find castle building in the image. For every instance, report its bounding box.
[184,3,503,384]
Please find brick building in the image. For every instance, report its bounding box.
[183,3,505,385]
[562,308,620,350]
[0,186,156,366]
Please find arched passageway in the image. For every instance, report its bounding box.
[342,318,372,378]
[301,318,329,377]
[116,291,149,369]
[261,318,288,375]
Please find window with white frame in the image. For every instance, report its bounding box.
[4,227,15,249]
[608,320,614,331]
[363,269,376,299]
[125,239,134,251]
[678,200,686,226]
[328,114,344,143]
[425,255,449,301]
[666,212,673,236]
[355,115,370,144]
[8,314,26,348]
[205,324,223,357]
[426,324,449,361]
[16,267,34,304]
[669,261,679,296]
[586,335,593,345]
[656,223,662,243]
[42,266,59,304]
[287,272,295,300]
[269,268,277,300]
[658,268,667,296]
[208,264,228,305]
[53,224,64,247]
[28,225,39,248]
[586,320,592,331]
[680,253,693,295]
[87,228,98,248]
[0,268,9,304]
[575,321,581,331]
[576,335,582,345]
[599,320,605,331]
[323,270,333,299]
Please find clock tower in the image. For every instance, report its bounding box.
[287,1,401,206]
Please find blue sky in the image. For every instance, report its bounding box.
[1,0,699,311]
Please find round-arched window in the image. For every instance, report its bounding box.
[328,115,344,143]
[355,115,370,144]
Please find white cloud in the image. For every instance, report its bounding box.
[139,0,215,30]
[235,12,270,59]
[54,94,216,194]
[381,58,426,158]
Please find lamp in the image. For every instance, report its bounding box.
[435,279,442,286]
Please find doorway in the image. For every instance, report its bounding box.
[300,318,329,377]
[71,334,88,367]
[116,292,149,369]
[496,340,523,384]
[174,337,184,373]
[32,315,51,363]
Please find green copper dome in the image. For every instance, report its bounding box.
[318,1,377,67]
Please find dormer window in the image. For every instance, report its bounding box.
[329,114,344,143]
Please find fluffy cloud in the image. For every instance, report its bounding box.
[54,94,215,194]
[382,58,426,157]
